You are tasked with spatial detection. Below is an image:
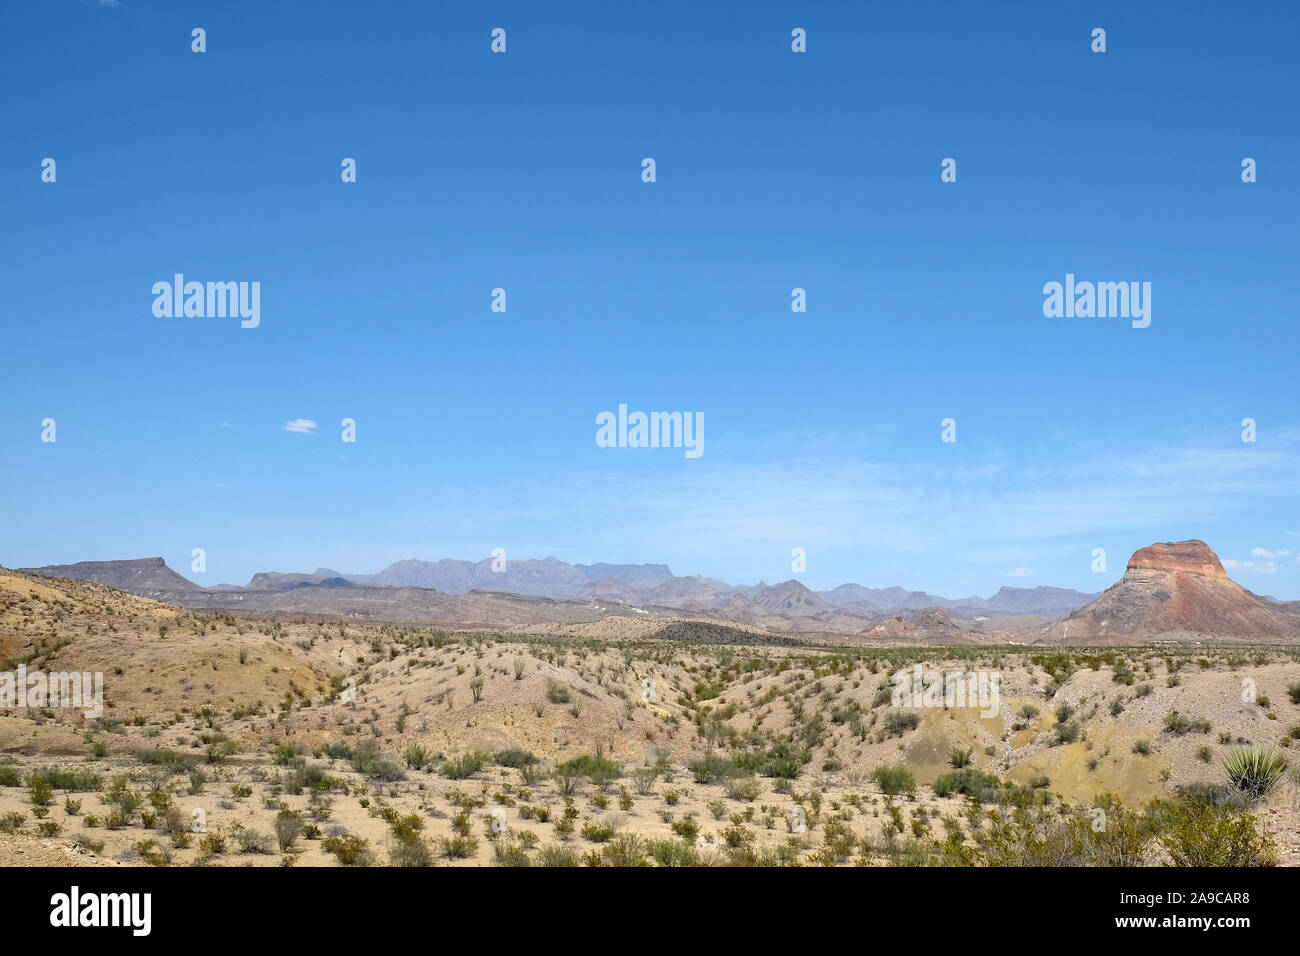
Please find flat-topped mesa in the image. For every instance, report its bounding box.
[1126,539,1228,579]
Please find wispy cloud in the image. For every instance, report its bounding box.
[1224,558,1278,575]
[395,426,1300,593]
[282,419,317,435]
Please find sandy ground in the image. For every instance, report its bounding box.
[3,569,1299,866]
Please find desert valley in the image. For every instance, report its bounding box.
[0,539,1297,868]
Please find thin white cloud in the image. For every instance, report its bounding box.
[1004,566,1034,577]
[282,419,317,435]
[1224,558,1278,575]
[397,425,1300,593]
[1251,547,1290,558]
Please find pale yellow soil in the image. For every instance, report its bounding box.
[2,569,1299,866]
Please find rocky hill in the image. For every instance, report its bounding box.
[1060,540,1300,642]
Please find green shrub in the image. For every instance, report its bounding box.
[322,833,374,865]
[932,768,1000,801]
[1156,798,1276,866]
[440,750,491,780]
[494,748,536,769]
[871,764,916,797]
[883,711,921,737]
[536,844,581,867]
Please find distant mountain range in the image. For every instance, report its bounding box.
[16,553,1097,619]
[13,541,1300,644]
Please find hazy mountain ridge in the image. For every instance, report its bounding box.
[15,540,1300,644]
[18,552,1099,633]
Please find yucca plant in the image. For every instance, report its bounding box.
[1223,747,1287,799]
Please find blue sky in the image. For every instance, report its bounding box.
[2,1,1298,598]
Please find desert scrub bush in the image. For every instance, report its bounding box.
[491,836,531,867]
[689,754,737,784]
[135,748,199,773]
[0,767,21,787]
[27,776,54,806]
[882,711,921,737]
[536,844,581,867]
[932,769,1001,801]
[580,820,616,843]
[323,833,375,866]
[632,767,658,795]
[158,806,188,836]
[871,765,916,797]
[947,746,973,769]
[650,838,700,866]
[236,829,274,854]
[349,739,405,780]
[1154,797,1276,866]
[1287,683,1300,705]
[1053,721,1080,744]
[552,807,578,838]
[722,824,753,849]
[390,832,435,867]
[274,810,304,851]
[403,744,432,771]
[198,830,226,856]
[1222,747,1287,799]
[748,742,808,779]
[1163,711,1211,736]
[602,834,651,866]
[283,764,336,795]
[671,817,700,842]
[545,680,571,704]
[556,753,620,791]
[725,776,762,801]
[494,748,536,770]
[438,834,479,859]
[440,750,491,780]
[32,767,101,791]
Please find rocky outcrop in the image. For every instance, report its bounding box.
[1060,540,1300,642]
[21,557,200,599]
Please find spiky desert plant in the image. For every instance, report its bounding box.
[1223,747,1287,799]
